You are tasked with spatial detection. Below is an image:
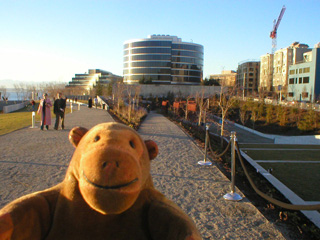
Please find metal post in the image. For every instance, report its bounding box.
[78,103,80,110]
[198,123,212,166]
[224,131,243,201]
[70,101,73,113]
[30,111,37,128]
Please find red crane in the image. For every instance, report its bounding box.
[270,5,286,54]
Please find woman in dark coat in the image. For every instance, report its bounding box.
[88,98,93,108]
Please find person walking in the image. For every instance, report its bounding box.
[54,92,66,130]
[31,99,35,111]
[37,93,52,130]
[94,96,98,108]
[88,97,92,108]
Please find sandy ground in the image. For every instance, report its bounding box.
[0,106,287,239]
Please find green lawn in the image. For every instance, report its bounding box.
[243,149,320,161]
[0,104,73,135]
[240,143,320,150]
[0,111,41,135]
[240,143,320,201]
[259,162,320,201]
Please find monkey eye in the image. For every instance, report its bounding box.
[94,136,100,142]
[129,140,135,149]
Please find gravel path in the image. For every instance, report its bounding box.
[139,112,286,240]
[0,107,287,239]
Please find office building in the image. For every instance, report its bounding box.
[66,69,122,92]
[287,46,320,102]
[236,60,260,96]
[209,70,237,87]
[123,35,204,84]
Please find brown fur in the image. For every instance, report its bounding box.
[0,122,201,240]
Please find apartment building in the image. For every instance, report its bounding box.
[209,70,237,87]
[236,60,260,96]
[260,53,274,92]
[272,42,310,93]
[287,46,320,102]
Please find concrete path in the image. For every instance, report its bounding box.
[0,108,288,239]
[0,105,114,208]
[208,120,274,144]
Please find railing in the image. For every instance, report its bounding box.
[199,126,320,210]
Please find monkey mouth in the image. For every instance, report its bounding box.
[82,171,138,190]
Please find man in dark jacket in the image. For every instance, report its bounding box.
[54,92,66,130]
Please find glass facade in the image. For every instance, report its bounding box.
[123,35,203,84]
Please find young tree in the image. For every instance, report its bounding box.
[113,82,125,111]
[0,85,10,102]
[13,83,23,100]
[218,85,237,141]
[26,84,38,100]
[195,89,207,125]
[239,101,249,126]
[250,102,259,130]
[134,85,141,108]
[181,95,192,120]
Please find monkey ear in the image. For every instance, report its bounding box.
[145,140,158,160]
[69,127,88,147]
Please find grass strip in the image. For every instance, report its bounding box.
[240,144,320,149]
[259,162,320,201]
[0,105,73,136]
[245,149,320,161]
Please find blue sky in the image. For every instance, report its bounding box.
[1,0,319,86]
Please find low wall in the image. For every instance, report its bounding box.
[0,101,24,111]
[138,85,221,97]
[2,101,29,113]
[233,121,320,145]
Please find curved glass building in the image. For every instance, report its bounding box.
[123,35,203,84]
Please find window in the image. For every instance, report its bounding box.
[299,68,303,74]
[289,78,295,84]
[288,92,294,97]
[172,44,203,52]
[303,77,309,83]
[299,77,302,83]
[302,92,309,98]
[289,69,295,75]
[303,67,310,73]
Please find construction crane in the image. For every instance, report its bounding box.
[270,5,286,54]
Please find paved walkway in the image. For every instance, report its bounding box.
[0,105,114,209]
[208,120,274,144]
[0,108,288,239]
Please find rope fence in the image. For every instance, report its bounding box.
[200,125,320,210]
[235,141,320,210]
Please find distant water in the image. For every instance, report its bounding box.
[1,88,42,101]
[1,89,19,101]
